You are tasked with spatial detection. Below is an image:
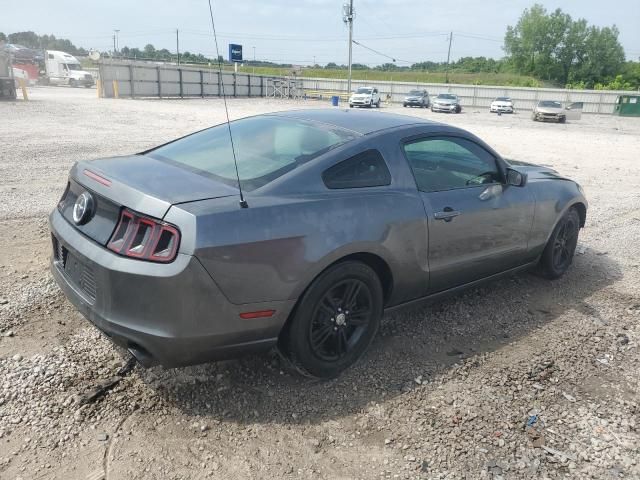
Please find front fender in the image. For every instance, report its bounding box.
[529,179,587,254]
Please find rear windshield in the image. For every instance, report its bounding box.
[539,100,562,108]
[495,97,511,101]
[147,116,358,191]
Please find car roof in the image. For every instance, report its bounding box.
[268,109,438,135]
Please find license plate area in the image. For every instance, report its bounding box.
[53,236,98,303]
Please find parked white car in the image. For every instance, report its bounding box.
[349,86,381,108]
[490,97,514,113]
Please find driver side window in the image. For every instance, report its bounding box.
[403,136,501,193]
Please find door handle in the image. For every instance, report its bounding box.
[434,209,461,221]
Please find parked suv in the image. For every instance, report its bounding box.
[349,86,381,108]
[403,89,430,108]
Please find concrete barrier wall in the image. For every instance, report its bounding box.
[98,60,629,114]
[98,60,269,99]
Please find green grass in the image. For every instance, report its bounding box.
[232,66,541,87]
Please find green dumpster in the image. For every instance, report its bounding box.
[613,95,640,117]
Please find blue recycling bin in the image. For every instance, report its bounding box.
[331,95,339,107]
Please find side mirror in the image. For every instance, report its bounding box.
[506,168,526,187]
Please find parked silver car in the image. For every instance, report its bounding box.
[532,100,566,123]
[50,110,586,378]
[431,94,462,113]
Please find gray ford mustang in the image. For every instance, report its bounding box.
[50,109,587,378]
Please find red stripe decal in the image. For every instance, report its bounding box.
[84,169,112,186]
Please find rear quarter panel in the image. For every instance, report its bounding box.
[172,133,430,306]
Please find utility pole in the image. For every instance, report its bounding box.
[113,29,119,56]
[343,0,355,94]
[176,29,180,65]
[445,31,453,84]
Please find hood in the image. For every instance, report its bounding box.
[69,69,93,78]
[506,159,572,181]
[492,100,512,106]
[434,98,456,104]
[351,93,372,98]
[535,106,564,114]
[73,154,238,218]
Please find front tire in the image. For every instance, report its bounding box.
[538,208,580,279]
[69,79,77,88]
[284,261,383,378]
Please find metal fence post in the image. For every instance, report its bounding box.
[233,73,237,97]
[260,75,264,97]
[598,92,603,114]
[157,66,162,98]
[200,70,204,98]
[129,64,135,98]
[218,71,222,97]
[248,74,251,97]
[178,69,183,98]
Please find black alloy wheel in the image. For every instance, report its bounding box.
[283,261,383,378]
[538,208,580,279]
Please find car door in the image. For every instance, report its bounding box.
[565,102,583,120]
[402,135,535,293]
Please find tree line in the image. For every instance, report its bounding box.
[2,5,639,90]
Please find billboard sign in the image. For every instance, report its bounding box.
[229,44,243,62]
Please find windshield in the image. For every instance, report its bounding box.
[539,100,562,108]
[355,88,372,94]
[495,97,511,101]
[147,116,357,191]
[65,63,83,70]
[437,94,456,100]
[408,90,423,96]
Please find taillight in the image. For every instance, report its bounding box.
[108,208,180,263]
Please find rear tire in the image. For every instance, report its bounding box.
[538,208,580,279]
[284,261,383,378]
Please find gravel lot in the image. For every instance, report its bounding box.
[1,87,639,480]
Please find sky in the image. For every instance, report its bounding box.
[2,0,639,66]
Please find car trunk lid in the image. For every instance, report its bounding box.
[59,155,238,246]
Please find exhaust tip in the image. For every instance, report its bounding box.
[127,344,157,368]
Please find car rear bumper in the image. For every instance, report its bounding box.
[49,208,294,367]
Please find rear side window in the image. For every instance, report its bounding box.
[147,116,357,191]
[323,149,391,189]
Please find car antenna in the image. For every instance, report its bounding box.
[207,0,248,208]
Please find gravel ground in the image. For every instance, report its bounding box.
[0,86,639,480]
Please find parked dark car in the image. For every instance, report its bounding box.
[403,89,430,108]
[50,110,587,378]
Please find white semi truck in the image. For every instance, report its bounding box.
[41,50,94,87]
